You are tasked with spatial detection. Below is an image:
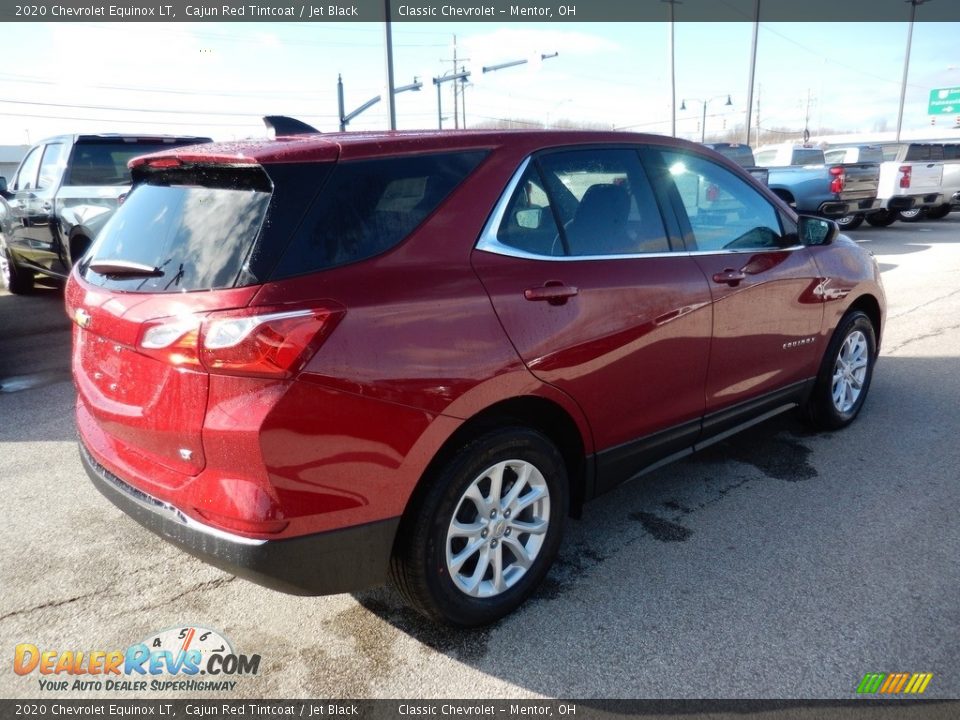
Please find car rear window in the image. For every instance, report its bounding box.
[272,150,487,278]
[791,148,824,165]
[709,144,756,167]
[65,139,207,186]
[80,165,273,293]
[905,144,944,161]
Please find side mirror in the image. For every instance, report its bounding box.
[0,176,7,195]
[515,208,543,230]
[798,215,838,246]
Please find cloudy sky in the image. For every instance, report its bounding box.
[0,19,957,146]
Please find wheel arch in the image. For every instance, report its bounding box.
[847,293,883,349]
[401,396,591,534]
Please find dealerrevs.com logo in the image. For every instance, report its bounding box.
[14,626,261,693]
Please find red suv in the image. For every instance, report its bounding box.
[66,129,885,626]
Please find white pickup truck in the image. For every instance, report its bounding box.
[824,142,945,228]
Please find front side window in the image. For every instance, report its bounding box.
[13,146,42,191]
[654,149,787,252]
[495,148,671,257]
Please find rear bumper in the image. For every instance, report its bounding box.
[884,193,943,211]
[819,198,883,218]
[80,441,399,596]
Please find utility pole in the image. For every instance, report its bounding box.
[744,0,759,145]
[383,0,397,130]
[662,0,680,137]
[452,35,459,129]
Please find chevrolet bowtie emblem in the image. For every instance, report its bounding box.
[74,308,92,329]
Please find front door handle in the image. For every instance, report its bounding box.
[524,282,579,305]
[712,269,746,287]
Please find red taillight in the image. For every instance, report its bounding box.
[137,306,344,378]
[829,165,845,194]
[146,157,182,169]
[899,165,912,188]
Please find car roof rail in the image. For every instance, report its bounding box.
[263,115,320,136]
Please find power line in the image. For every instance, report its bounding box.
[0,98,342,119]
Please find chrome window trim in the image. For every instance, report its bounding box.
[475,155,805,262]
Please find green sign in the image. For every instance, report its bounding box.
[928,87,960,115]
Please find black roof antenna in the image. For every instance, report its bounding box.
[263,116,320,136]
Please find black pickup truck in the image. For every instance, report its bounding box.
[0,133,210,293]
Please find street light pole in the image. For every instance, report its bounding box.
[896,0,930,142]
[681,94,733,143]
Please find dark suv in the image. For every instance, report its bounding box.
[0,133,210,293]
[67,129,885,626]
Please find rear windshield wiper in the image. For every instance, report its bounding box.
[87,259,164,277]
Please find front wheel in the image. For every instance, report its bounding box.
[803,310,877,430]
[898,207,926,222]
[924,204,952,220]
[391,427,568,627]
[1,245,34,294]
[835,214,864,230]
[866,210,897,228]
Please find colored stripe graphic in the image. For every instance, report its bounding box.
[857,674,885,694]
[857,672,932,694]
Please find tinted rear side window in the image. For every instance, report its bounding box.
[709,145,755,167]
[80,166,271,293]
[273,151,487,278]
[792,149,824,165]
[65,140,207,186]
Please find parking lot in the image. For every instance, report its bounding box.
[1,215,958,700]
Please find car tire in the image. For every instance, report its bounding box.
[866,210,897,227]
[390,427,568,627]
[803,310,877,431]
[835,214,864,230]
[924,204,952,220]
[1,245,34,294]
[897,207,926,222]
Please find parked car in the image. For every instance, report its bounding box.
[0,133,211,294]
[68,128,885,626]
[824,142,946,227]
[909,142,959,220]
[703,142,769,185]
[753,143,881,222]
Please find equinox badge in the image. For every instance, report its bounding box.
[74,308,92,329]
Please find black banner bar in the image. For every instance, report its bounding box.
[0,0,959,23]
[2,699,959,720]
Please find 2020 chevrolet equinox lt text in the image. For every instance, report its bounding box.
[66,129,885,626]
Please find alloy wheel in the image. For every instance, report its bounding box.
[831,330,869,413]
[445,459,550,598]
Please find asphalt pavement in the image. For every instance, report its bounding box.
[1,215,958,701]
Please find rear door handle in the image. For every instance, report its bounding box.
[712,269,746,287]
[524,283,579,305]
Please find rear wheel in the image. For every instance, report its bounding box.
[897,207,926,222]
[866,210,897,227]
[803,310,877,430]
[925,204,952,220]
[835,214,864,230]
[1,245,34,294]
[391,427,568,627]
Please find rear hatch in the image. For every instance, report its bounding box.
[67,157,305,479]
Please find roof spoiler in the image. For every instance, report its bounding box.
[263,115,319,136]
